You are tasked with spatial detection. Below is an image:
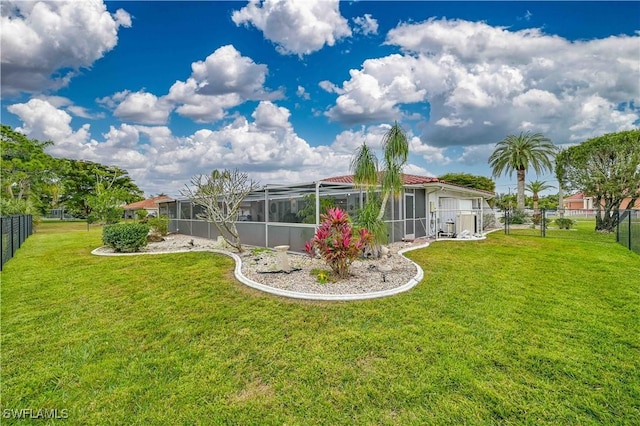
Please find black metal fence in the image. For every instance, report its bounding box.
[1,215,33,271]
[503,209,548,237]
[617,210,640,254]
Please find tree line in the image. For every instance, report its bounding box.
[1,124,143,222]
[489,129,640,231]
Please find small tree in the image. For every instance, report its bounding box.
[350,122,409,255]
[181,169,260,252]
[86,181,128,225]
[525,180,554,211]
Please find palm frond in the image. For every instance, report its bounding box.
[350,143,378,188]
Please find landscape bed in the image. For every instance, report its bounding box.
[1,221,639,424]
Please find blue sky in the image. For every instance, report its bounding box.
[2,1,639,197]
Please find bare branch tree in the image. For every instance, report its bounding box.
[180,169,260,252]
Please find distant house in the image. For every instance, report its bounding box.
[123,195,172,219]
[563,192,594,211]
[563,192,640,212]
[158,173,495,252]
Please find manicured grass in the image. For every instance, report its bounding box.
[1,221,639,424]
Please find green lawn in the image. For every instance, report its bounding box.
[1,221,639,424]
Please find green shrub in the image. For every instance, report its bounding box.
[531,213,550,228]
[148,215,169,236]
[353,193,387,245]
[500,209,530,225]
[103,223,150,252]
[555,218,576,230]
[136,209,148,222]
[482,212,497,230]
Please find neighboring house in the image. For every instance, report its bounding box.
[563,192,640,212]
[159,174,495,252]
[563,192,594,211]
[123,195,172,219]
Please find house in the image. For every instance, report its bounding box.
[158,174,495,252]
[563,192,640,212]
[563,192,594,211]
[123,195,172,219]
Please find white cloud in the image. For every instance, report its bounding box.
[330,124,390,154]
[319,80,341,94]
[325,54,429,125]
[403,163,436,177]
[231,0,351,56]
[108,90,174,125]
[7,99,353,195]
[353,14,378,35]
[458,144,497,166]
[34,95,101,119]
[325,18,639,147]
[1,0,131,95]
[252,101,291,130]
[6,98,90,150]
[435,117,473,128]
[191,45,269,97]
[166,45,281,123]
[296,85,310,100]
[409,137,452,165]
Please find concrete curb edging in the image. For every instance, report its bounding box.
[91,242,430,302]
[230,243,429,301]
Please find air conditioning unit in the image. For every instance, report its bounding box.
[457,213,477,233]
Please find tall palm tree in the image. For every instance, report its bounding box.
[488,131,556,210]
[525,180,554,211]
[350,122,409,221]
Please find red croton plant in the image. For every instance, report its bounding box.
[305,207,372,279]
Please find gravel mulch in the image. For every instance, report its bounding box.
[94,234,429,295]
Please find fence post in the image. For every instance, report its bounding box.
[504,210,509,235]
[629,210,632,251]
[10,216,15,256]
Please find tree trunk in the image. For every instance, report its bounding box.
[594,196,622,232]
[517,168,526,210]
[558,186,564,218]
[376,191,390,222]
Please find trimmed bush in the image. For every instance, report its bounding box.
[148,215,169,236]
[555,218,576,230]
[103,223,150,253]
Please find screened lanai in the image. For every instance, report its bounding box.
[158,174,495,252]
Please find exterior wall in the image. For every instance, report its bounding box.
[160,184,491,251]
[425,188,486,238]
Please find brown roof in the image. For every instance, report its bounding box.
[565,192,585,200]
[123,195,172,210]
[323,173,440,185]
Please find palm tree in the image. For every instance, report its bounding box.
[525,180,554,211]
[488,131,556,210]
[350,122,409,221]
